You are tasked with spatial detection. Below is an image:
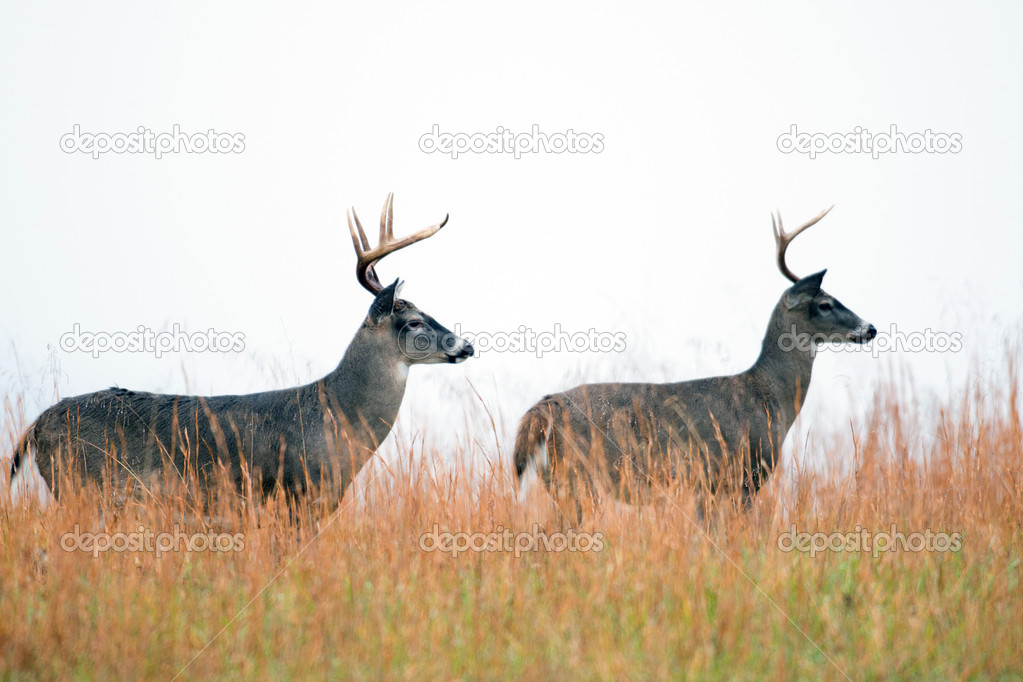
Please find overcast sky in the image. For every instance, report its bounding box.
[2,2,1020,478]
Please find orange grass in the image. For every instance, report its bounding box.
[1,348,1021,680]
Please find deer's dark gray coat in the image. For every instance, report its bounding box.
[514,270,876,511]
[11,282,472,501]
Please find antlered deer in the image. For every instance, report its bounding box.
[9,194,473,507]
[513,206,876,519]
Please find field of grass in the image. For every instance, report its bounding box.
[1,349,1021,680]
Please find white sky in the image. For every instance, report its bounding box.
[2,2,1021,476]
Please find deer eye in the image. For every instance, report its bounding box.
[819,302,833,312]
[407,319,424,329]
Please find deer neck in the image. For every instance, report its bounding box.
[323,326,409,446]
[747,302,816,425]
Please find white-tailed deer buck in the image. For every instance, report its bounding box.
[513,206,876,519]
[9,193,473,507]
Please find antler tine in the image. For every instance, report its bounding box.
[348,207,382,294]
[772,205,834,283]
[349,193,449,295]
[380,191,395,242]
[348,208,371,252]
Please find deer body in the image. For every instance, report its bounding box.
[10,194,473,504]
[514,208,876,513]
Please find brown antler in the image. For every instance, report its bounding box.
[771,205,833,283]
[347,193,449,294]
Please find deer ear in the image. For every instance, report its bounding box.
[785,269,827,309]
[367,279,401,324]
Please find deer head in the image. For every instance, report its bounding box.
[348,193,473,366]
[771,207,877,347]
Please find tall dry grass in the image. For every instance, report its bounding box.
[0,347,1021,680]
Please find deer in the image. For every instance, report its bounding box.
[513,206,876,521]
[8,193,474,509]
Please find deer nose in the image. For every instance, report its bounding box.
[864,324,877,341]
[446,340,473,363]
